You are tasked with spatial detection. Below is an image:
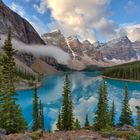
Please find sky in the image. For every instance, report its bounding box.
[3,0,140,43]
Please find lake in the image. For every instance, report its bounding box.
[17,72,140,131]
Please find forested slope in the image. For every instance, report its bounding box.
[103,61,140,80]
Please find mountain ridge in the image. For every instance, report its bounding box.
[0,0,45,44]
[1,0,140,71]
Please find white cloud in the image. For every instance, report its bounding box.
[129,98,140,115]
[34,0,118,43]
[0,35,70,64]
[34,1,48,14]
[74,96,97,126]
[10,1,48,35]
[118,24,140,42]
[125,1,137,13]
[10,2,25,17]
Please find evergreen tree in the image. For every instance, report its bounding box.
[103,61,140,81]
[84,114,90,129]
[0,28,27,133]
[119,85,133,126]
[73,118,81,130]
[102,81,111,127]
[110,101,115,127]
[136,106,140,131]
[94,82,111,131]
[61,74,74,130]
[56,112,62,130]
[32,83,39,131]
[68,94,74,130]
[39,100,44,130]
[94,84,104,130]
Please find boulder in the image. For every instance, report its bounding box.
[116,125,137,132]
[0,128,6,139]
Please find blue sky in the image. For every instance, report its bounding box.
[3,0,140,42]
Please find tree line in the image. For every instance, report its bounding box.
[0,28,44,133]
[56,76,138,131]
[0,28,140,134]
[103,61,140,80]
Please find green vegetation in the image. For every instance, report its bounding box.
[119,85,133,126]
[32,83,39,131]
[73,118,81,130]
[16,66,36,80]
[39,100,44,130]
[136,106,140,131]
[0,28,27,133]
[84,114,90,129]
[110,100,115,127]
[56,112,62,130]
[0,29,140,139]
[32,83,45,131]
[103,61,140,80]
[102,131,139,139]
[57,74,74,131]
[94,81,112,131]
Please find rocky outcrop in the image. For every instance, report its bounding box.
[42,31,103,62]
[0,128,6,140]
[82,40,103,61]
[101,46,136,61]
[100,36,137,61]
[0,0,45,44]
[115,125,137,132]
[41,29,68,52]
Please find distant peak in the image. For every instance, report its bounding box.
[106,36,131,44]
[83,40,91,45]
[67,35,78,41]
[50,29,61,34]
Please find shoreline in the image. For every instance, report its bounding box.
[103,76,140,83]
[16,81,42,91]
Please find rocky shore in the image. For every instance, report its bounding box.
[0,125,139,140]
[103,76,140,83]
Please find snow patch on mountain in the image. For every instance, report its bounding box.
[65,38,76,59]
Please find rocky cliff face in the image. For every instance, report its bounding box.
[42,30,102,61]
[100,36,137,61]
[0,0,45,44]
[1,0,140,71]
[42,30,140,69]
[0,1,61,71]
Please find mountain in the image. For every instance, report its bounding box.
[0,0,59,76]
[42,30,140,69]
[42,30,108,70]
[100,36,137,61]
[0,0,45,44]
[1,0,140,71]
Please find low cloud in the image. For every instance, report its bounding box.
[0,36,70,64]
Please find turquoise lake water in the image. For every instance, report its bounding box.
[17,72,140,131]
